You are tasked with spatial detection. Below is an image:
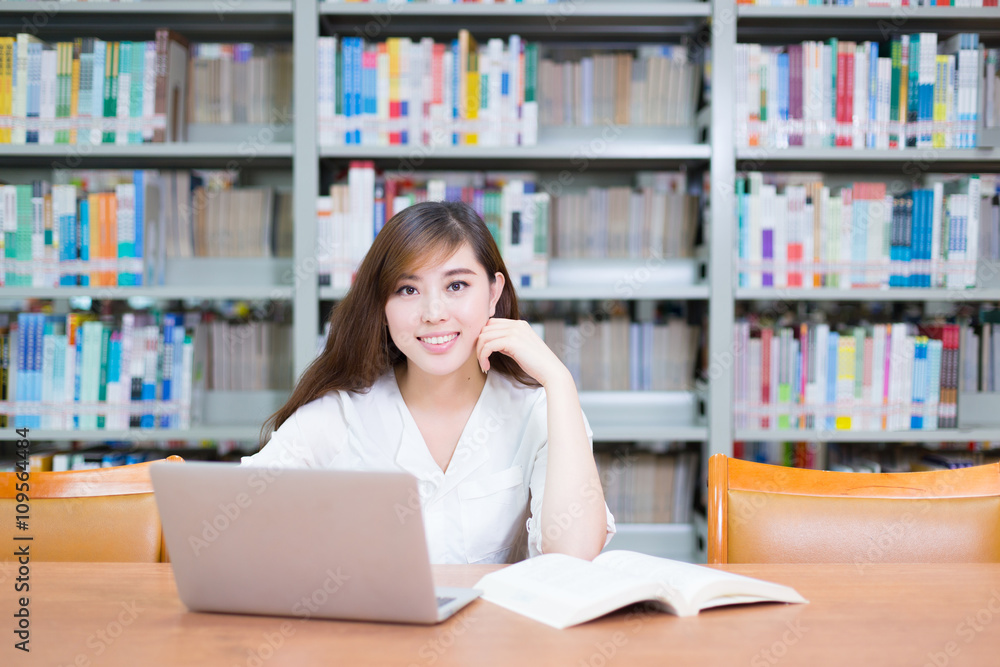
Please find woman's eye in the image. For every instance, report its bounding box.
[449,281,469,291]
[397,286,416,296]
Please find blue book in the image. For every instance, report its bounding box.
[906,35,919,147]
[919,189,930,287]
[79,198,90,286]
[14,314,28,428]
[899,191,920,287]
[342,39,354,144]
[140,327,156,429]
[911,338,927,429]
[777,53,789,145]
[868,42,879,148]
[353,38,362,145]
[452,38,460,146]
[107,332,121,429]
[133,170,144,286]
[59,192,77,286]
[73,324,83,429]
[31,313,44,429]
[26,41,41,143]
[160,315,179,428]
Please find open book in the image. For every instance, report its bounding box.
[474,550,807,629]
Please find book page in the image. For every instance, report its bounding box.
[593,550,807,616]
[474,553,661,629]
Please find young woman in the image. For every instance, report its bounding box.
[243,200,615,564]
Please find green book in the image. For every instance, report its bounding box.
[102,41,118,143]
[97,325,111,429]
[15,184,32,287]
[524,42,537,103]
[889,39,901,148]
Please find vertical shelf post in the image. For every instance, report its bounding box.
[294,0,320,380]
[709,0,736,461]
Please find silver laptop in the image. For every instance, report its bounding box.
[150,461,481,624]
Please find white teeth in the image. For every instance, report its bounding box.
[422,334,457,345]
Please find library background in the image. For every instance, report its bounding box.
[2,0,1000,564]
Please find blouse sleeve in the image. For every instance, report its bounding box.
[240,393,347,469]
[524,398,617,559]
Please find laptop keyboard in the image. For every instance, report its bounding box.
[436,596,456,607]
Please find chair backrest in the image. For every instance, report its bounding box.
[0,456,183,562]
[707,454,1000,565]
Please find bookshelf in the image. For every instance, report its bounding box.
[0,0,298,445]
[0,2,713,559]
[717,1,1000,475]
[311,0,713,561]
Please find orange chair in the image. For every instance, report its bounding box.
[707,453,1000,565]
[0,455,183,562]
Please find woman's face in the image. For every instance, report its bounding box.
[385,242,504,378]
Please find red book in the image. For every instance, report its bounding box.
[843,42,855,148]
[835,43,847,147]
[761,328,773,429]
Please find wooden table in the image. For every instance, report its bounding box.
[6,561,1000,666]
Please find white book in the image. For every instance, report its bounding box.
[878,56,892,149]
[871,324,886,431]
[474,551,806,630]
[853,43,867,148]
[966,175,981,288]
[39,45,57,145]
[116,42,131,145]
[142,42,157,142]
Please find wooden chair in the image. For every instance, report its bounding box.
[0,455,183,562]
[707,453,1000,565]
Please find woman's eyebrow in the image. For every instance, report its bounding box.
[399,268,477,281]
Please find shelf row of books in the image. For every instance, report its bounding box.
[730,317,1000,432]
[316,165,699,290]
[736,0,999,6]
[538,315,700,392]
[320,0,563,4]
[735,172,996,290]
[736,34,985,150]
[734,442,1000,474]
[188,43,292,126]
[552,171,698,261]
[595,445,700,525]
[735,443,999,476]
[8,446,247,475]
[538,45,699,129]
[0,308,292,431]
[0,30,189,145]
[318,32,538,147]
[1,169,293,288]
[2,311,194,430]
[314,307,701,392]
[317,161,549,289]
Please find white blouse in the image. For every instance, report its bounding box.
[241,369,616,564]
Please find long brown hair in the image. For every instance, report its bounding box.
[259,200,539,446]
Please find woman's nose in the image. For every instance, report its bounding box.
[421,295,446,322]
